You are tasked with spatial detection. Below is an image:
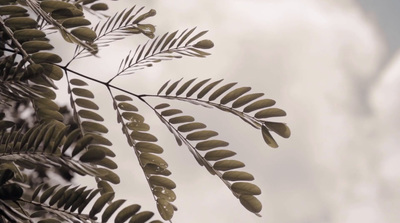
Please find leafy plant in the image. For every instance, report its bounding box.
[0,0,290,222]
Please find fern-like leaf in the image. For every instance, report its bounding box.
[114,28,213,77]
[153,103,263,216]
[147,78,291,148]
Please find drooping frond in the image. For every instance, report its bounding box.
[72,6,156,59]
[150,103,263,215]
[0,120,118,184]
[147,78,291,148]
[114,28,214,77]
[14,183,161,223]
[25,0,98,53]
[112,94,176,221]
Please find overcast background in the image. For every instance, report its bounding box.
[63,0,400,222]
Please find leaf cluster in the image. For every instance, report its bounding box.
[0,0,291,222]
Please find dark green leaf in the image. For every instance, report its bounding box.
[255,108,286,118]
[196,140,229,151]
[156,198,174,220]
[186,130,218,141]
[31,52,62,63]
[232,93,264,108]
[186,79,210,97]
[157,80,170,95]
[115,204,141,223]
[14,29,46,41]
[118,102,138,111]
[40,1,75,13]
[140,153,168,169]
[5,17,37,29]
[261,125,278,148]
[71,27,97,42]
[72,135,93,157]
[239,195,262,214]
[82,121,108,133]
[165,78,182,95]
[243,99,276,113]
[80,147,106,162]
[161,109,182,117]
[169,115,194,124]
[131,131,157,142]
[176,78,196,96]
[193,39,214,49]
[115,95,132,101]
[231,182,261,195]
[222,171,255,181]
[136,142,163,154]
[72,88,94,98]
[22,41,53,53]
[75,98,99,110]
[213,160,245,171]
[102,199,126,223]
[129,211,154,223]
[62,18,91,28]
[70,79,88,86]
[220,87,251,105]
[0,6,27,15]
[154,103,169,110]
[204,149,236,161]
[78,110,104,121]
[39,185,59,203]
[149,176,176,189]
[90,3,108,11]
[127,122,150,131]
[209,82,237,101]
[177,122,206,132]
[89,192,115,218]
[264,122,291,138]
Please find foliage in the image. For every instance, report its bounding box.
[0,0,290,222]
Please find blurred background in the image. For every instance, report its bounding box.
[63,0,400,222]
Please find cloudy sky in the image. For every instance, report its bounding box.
[64,0,400,222]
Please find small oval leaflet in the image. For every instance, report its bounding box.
[31,52,62,64]
[255,108,286,119]
[140,153,168,169]
[114,204,141,223]
[208,82,237,101]
[157,198,174,220]
[264,121,291,138]
[129,211,154,223]
[231,182,261,195]
[89,192,115,218]
[232,93,264,108]
[118,102,138,111]
[196,140,229,151]
[79,147,106,162]
[239,195,262,214]
[186,130,218,141]
[82,121,108,133]
[114,95,132,101]
[243,99,276,113]
[149,176,176,189]
[177,122,206,132]
[136,142,164,154]
[78,110,104,121]
[101,199,126,223]
[131,131,158,142]
[261,125,278,148]
[70,78,88,86]
[213,160,245,171]
[220,87,252,105]
[222,171,254,181]
[161,109,182,117]
[72,88,94,98]
[204,149,236,161]
[169,115,194,124]
[71,27,97,42]
[193,39,214,49]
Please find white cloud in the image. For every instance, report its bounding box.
[74,0,395,222]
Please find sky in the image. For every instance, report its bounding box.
[63,0,400,222]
